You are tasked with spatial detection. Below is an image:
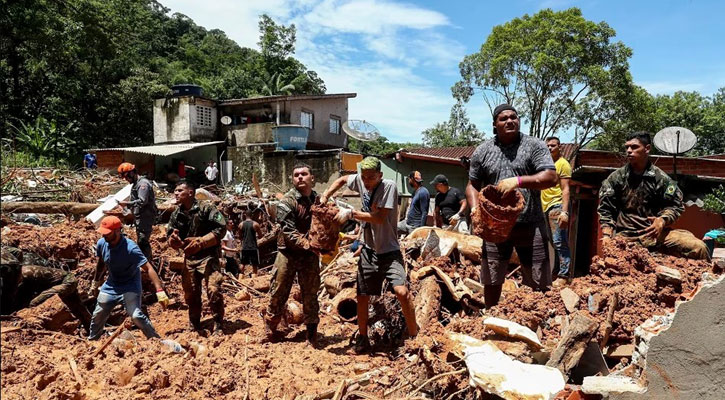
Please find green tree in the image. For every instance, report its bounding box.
[453,8,633,146]
[347,136,421,156]
[422,102,484,147]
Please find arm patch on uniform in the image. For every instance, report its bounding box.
[214,212,224,223]
[665,184,676,197]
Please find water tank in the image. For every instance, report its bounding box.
[274,125,309,150]
[171,84,203,97]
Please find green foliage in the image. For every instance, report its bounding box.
[591,87,725,155]
[453,8,633,146]
[6,116,76,161]
[422,102,485,147]
[347,137,421,156]
[703,185,725,215]
[1,1,325,163]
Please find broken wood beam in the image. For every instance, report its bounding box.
[546,312,599,379]
[600,292,619,350]
[406,227,482,263]
[92,319,130,358]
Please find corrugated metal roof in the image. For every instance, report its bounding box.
[218,93,357,106]
[400,142,579,162]
[86,141,225,156]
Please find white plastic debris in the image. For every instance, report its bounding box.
[451,333,565,400]
[482,317,543,350]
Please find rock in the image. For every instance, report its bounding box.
[582,376,645,395]
[234,289,251,301]
[560,288,580,313]
[655,265,682,285]
[285,301,304,325]
[483,316,543,351]
[112,362,138,386]
[353,363,370,374]
[606,344,635,359]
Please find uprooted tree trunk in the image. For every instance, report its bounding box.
[415,276,442,331]
[546,312,600,379]
[2,202,175,217]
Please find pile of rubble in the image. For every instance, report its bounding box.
[1,177,723,399]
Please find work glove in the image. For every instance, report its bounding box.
[334,207,353,225]
[156,290,169,309]
[169,229,183,250]
[318,194,329,204]
[497,177,519,194]
[449,213,461,225]
[556,211,569,229]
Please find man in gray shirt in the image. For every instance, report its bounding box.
[117,162,157,264]
[322,156,418,353]
[465,104,557,307]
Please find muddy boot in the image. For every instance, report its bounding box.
[264,314,281,342]
[188,319,202,332]
[306,324,318,348]
[353,334,370,354]
[212,320,224,336]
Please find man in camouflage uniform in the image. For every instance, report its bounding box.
[1,247,91,329]
[167,181,227,334]
[598,132,710,260]
[265,162,321,347]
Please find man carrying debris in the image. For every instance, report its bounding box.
[1,247,91,330]
[431,174,469,233]
[398,171,430,235]
[540,137,573,287]
[322,156,418,353]
[265,163,322,347]
[465,104,557,307]
[598,132,710,260]
[89,216,168,340]
[117,162,157,264]
[167,180,227,334]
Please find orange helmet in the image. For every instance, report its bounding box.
[117,162,135,175]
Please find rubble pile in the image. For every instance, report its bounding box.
[308,201,341,253]
[1,172,722,399]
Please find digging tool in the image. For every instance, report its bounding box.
[92,318,131,357]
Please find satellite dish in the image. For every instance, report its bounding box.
[343,120,380,142]
[653,127,697,155]
[220,116,232,126]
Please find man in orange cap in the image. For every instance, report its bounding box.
[88,216,169,340]
[117,162,157,264]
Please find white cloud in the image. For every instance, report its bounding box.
[161,0,466,142]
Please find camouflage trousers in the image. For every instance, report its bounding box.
[23,266,91,329]
[266,250,320,325]
[631,228,710,261]
[181,256,225,325]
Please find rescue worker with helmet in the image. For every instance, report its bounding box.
[117,162,157,264]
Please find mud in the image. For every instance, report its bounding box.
[308,202,340,253]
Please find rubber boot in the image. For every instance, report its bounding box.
[306,323,318,348]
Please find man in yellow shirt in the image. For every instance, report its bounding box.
[541,137,572,286]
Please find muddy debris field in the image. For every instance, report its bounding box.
[1,190,721,399]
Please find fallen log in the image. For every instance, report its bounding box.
[415,276,442,331]
[406,227,482,263]
[331,288,358,322]
[599,292,618,349]
[1,201,176,217]
[546,312,599,379]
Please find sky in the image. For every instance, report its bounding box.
[162,0,725,143]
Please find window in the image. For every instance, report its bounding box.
[301,110,314,129]
[195,106,213,127]
[329,117,341,135]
